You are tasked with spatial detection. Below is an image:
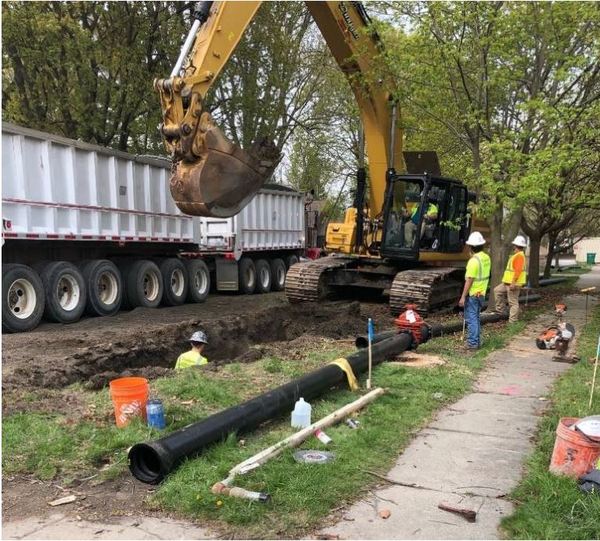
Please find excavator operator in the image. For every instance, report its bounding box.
[404,195,439,248]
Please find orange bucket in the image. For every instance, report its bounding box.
[109,377,149,428]
[549,417,600,478]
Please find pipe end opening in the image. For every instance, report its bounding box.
[128,443,164,484]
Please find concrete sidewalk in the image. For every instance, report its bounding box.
[320,268,600,540]
[2,513,214,540]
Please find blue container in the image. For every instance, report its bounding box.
[146,398,166,430]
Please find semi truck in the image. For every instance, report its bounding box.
[2,123,309,333]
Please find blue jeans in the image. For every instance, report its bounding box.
[465,295,484,348]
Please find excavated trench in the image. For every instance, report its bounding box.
[4,301,375,391]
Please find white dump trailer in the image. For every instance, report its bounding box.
[2,123,306,332]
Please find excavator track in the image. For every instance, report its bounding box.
[389,267,463,317]
[285,256,353,303]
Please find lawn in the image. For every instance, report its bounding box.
[501,305,600,540]
[2,281,583,538]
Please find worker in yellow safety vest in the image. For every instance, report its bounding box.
[404,200,439,247]
[458,231,491,350]
[494,235,528,322]
[175,331,209,370]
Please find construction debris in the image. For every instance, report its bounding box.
[437,502,477,522]
[536,304,579,362]
[48,495,77,507]
[294,450,336,464]
[391,352,446,368]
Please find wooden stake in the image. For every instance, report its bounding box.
[581,287,596,325]
[588,335,600,409]
[218,387,386,484]
[367,318,373,390]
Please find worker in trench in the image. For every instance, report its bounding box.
[458,232,491,350]
[175,331,209,370]
[494,235,528,322]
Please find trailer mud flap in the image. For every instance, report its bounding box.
[216,258,239,291]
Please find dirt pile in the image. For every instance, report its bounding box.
[3,301,368,390]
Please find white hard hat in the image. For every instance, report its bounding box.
[512,235,527,247]
[189,331,208,344]
[466,231,486,246]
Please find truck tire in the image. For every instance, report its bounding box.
[255,259,272,293]
[2,264,45,333]
[80,259,122,317]
[238,257,257,294]
[160,258,188,306]
[185,259,210,303]
[270,258,286,291]
[286,254,300,269]
[37,261,87,323]
[123,260,163,308]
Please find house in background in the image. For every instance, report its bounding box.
[573,237,600,264]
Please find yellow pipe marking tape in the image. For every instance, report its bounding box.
[330,358,359,391]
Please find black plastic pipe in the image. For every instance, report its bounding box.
[129,332,413,484]
[355,330,397,349]
[130,289,545,483]
[538,277,568,286]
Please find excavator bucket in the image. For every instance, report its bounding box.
[169,124,281,218]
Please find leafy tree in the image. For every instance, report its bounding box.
[285,56,360,219]
[2,1,189,153]
[376,1,600,287]
[205,2,336,153]
[3,1,347,182]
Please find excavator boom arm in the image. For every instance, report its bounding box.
[157,1,402,218]
[306,2,403,216]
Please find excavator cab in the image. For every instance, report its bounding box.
[380,174,470,261]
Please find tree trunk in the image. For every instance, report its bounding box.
[544,231,558,278]
[543,248,554,278]
[528,235,541,287]
[489,207,504,306]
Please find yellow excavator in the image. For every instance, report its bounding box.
[156,1,487,315]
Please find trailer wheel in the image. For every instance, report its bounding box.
[185,259,210,303]
[123,260,163,308]
[238,257,257,294]
[80,259,122,317]
[255,259,272,293]
[160,258,188,306]
[38,261,87,323]
[2,264,45,333]
[286,254,300,269]
[270,258,286,291]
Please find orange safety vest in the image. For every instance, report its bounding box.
[502,251,527,286]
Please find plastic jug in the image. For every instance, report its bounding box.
[291,397,312,428]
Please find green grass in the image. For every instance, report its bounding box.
[151,361,474,538]
[501,305,600,540]
[552,264,591,275]
[151,313,547,538]
[2,349,346,484]
[1,282,573,537]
